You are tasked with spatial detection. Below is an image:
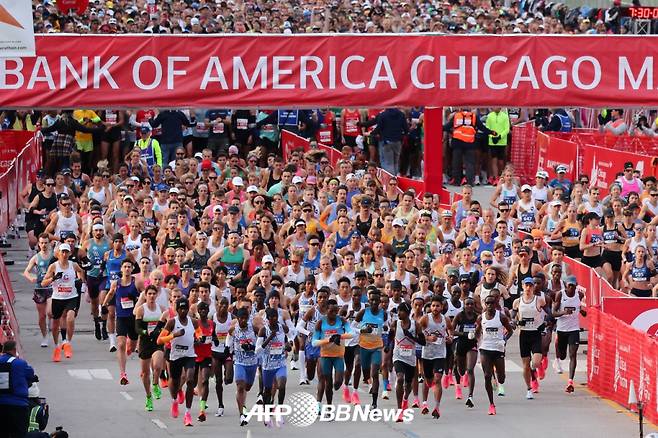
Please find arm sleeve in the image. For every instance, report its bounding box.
[285,318,297,338]
[255,336,265,354]
[296,318,310,336]
[157,329,174,345]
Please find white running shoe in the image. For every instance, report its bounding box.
[474,175,481,186]
[553,358,564,374]
[215,407,224,417]
[290,360,299,370]
[526,390,534,400]
[382,390,390,400]
[40,336,48,348]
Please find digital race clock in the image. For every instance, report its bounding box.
[622,6,658,19]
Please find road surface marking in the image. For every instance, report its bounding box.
[68,369,92,380]
[151,419,167,429]
[89,369,113,380]
[120,391,133,401]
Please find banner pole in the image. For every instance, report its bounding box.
[423,107,443,202]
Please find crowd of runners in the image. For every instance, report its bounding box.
[25,105,657,429]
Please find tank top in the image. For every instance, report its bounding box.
[583,201,604,218]
[88,186,107,205]
[517,200,537,232]
[262,323,288,370]
[221,247,244,279]
[207,236,222,255]
[141,303,163,338]
[105,249,126,282]
[52,261,77,300]
[170,316,196,361]
[455,312,478,347]
[480,310,505,352]
[518,294,542,331]
[356,214,373,237]
[342,109,361,136]
[556,291,581,332]
[445,299,462,319]
[441,226,457,242]
[500,184,519,206]
[479,282,502,308]
[125,233,142,252]
[392,319,418,366]
[545,216,561,243]
[421,314,447,360]
[475,238,495,262]
[562,222,581,247]
[211,313,232,353]
[531,185,548,204]
[631,263,652,282]
[602,225,620,245]
[266,169,281,190]
[35,252,52,284]
[163,232,184,251]
[114,279,139,318]
[87,239,109,278]
[283,265,306,286]
[303,252,321,275]
[54,212,78,240]
[194,319,214,361]
[359,307,385,349]
[232,323,258,366]
[190,249,211,278]
[335,230,354,250]
[345,301,362,347]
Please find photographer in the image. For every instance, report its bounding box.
[629,115,657,138]
[0,340,37,437]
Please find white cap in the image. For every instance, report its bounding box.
[123,195,134,201]
[194,152,203,159]
[247,185,258,193]
[521,184,532,192]
[169,187,179,194]
[190,17,200,25]
[92,224,104,231]
[228,145,239,155]
[262,254,275,264]
[59,243,72,252]
[392,218,405,227]
[130,176,140,182]
[466,16,477,26]
[347,173,357,180]
[232,176,244,186]
[536,170,547,179]
[292,176,304,184]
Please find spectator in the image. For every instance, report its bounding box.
[485,108,511,184]
[602,109,627,136]
[361,108,408,175]
[542,108,573,133]
[149,110,195,166]
[0,341,37,438]
[444,108,495,186]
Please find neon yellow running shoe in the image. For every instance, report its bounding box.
[152,383,162,400]
[145,396,154,412]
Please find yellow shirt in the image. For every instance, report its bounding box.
[73,110,100,144]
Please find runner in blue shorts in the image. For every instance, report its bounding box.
[355,288,387,408]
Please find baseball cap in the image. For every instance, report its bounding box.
[123,195,134,202]
[201,159,213,171]
[441,210,453,218]
[419,209,432,217]
[228,205,240,214]
[157,183,169,192]
[390,280,403,289]
[62,167,72,175]
[447,268,459,277]
[246,185,258,193]
[140,124,151,133]
[566,276,577,285]
[228,145,239,156]
[361,197,372,207]
[523,277,535,285]
[306,176,317,185]
[112,233,124,242]
[441,242,455,254]
[392,218,405,227]
[521,184,532,192]
[556,164,567,174]
[59,243,71,252]
[459,274,471,283]
[169,187,179,194]
[355,270,367,278]
[536,170,548,179]
[194,152,204,159]
[232,176,244,186]
[347,173,357,181]
[624,161,634,170]
[292,176,304,185]
[530,229,543,238]
[181,261,192,270]
[262,254,275,264]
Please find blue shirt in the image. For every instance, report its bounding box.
[0,354,35,407]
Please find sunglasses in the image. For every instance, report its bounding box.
[254,201,264,205]
[208,176,217,180]
[374,273,383,277]
[303,209,311,213]
[309,242,319,246]
[61,203,71,207]
[46,183,55,186]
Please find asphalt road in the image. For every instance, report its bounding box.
[4,184,656,438]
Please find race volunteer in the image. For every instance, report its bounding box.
[444,109,496,186]
[135,125,163,171]
[0,341,37,438]
[485,108,510,184]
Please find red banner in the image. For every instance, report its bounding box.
[2,35,658,108]
[603,297,658,336]
[0,130,33,174]
[587,308,658,425]
[536,132,578,181]
[582,143,658,195]
[280,130,309,161]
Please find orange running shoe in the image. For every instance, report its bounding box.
[62,343,73,359]
[52,346,62,362]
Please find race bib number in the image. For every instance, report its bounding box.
[213,121,225,133]
[174,344,188,351]
[485,327,498,333]
[196,123,208,133]
[522,317,535,329]
[237,118,248,130]
[270,342,284,356]
[463,325,476,333]
[120,297,134,309]
[106,111,117,124]
[399,346,413,357]
[216,332,228,345]
[147,321,158,335]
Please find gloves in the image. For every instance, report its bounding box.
[362,325,373,334]
[53,272,63,281]
[79,257,93,271]
[199,336,207,344]
[329,334,341,345]
[241,343,255,352]
[213,337,220,347]
[223,346,231,356]
[403,328,414,339]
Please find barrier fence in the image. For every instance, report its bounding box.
[0,131,42,354]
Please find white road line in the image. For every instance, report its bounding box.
[68,369,92,380]
[120,391,133,401]
[89,369,113,380]
[151,419,167,429]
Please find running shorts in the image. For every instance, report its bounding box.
[519,329,542,358]
[262,366,287,388]
[581,255,603,269]
[51,297,79,320]
[169,356,195,380]
[33,287,52,305]
[234,364,258,385]
[479,348,505,361]
[422,358,446,380]
[602,250,622,272]
[393,361,416,384]
[86,276,105,300]
[304,342,321,360]
[359,347,382,369]
[116,316,138,340]
[320,357,345,376]
[556,330,580,359]
[138,336,163,360]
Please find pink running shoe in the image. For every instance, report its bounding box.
[462,374,469,388]
[441,374,450,389]
[455,385,463,400]
[488,404,496,415]
[342,386,351,403]
[351,392,361,405]
[171,401,179,418]
[177,389,184,404]
[184,411,193,426]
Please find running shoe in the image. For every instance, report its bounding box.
[215,406,225,417]
[159,377,168,388]
[101,325,109,340]
[526,390,534,400]
[449,374,456,386]
[240,414,248,426]
[401,399,409,410]
[291,360,298,370]
[465,396,474,408]
[418,375,424,384]
[152,383,161,400]
[177,389,184,404]
[109,345,117,353]
[412,398,420,408]
[94,321,102,340]
[52,346,61,362]
[382,390,390,400]
[184,412,193,426]
[488,404,496,415]
[145,396,154,412]
[171,401,179,418]
[553,358,564,374]
[62,343,73,359]
[497,384,505,397]
[421,401,429,415]
[351,391,360,405]
[198,410,206,422]
[120,373,129,385]
[565,379,575,394]
[299,379,309,385]
[441,374,450,389]
[431,408,440,419]
[474,175,481,186]
[537,364,546,380]
[257,393,264,405]
[40,336,48,348]
[396,411,404,423]
[343,386,351,403]
[531,379,540,394]
[462,373,469,388]
[455,385,463,399]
